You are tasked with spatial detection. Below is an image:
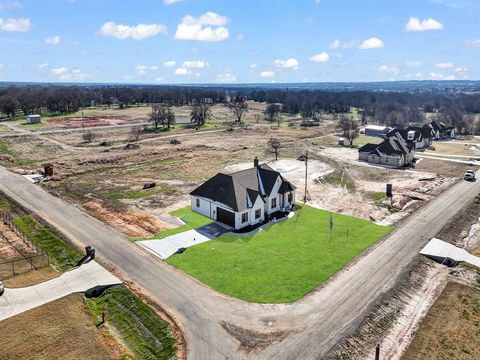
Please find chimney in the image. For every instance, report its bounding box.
[254,157,259,167]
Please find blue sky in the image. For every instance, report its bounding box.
[0,0,479,84]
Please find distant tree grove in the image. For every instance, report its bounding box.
[1,84,480,134]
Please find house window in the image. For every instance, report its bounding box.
[196,198,200,207]
[271,198,277,208]
[288,193,293,203]
[242,212,248,223]
[255,209,261,219]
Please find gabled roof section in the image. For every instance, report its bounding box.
[190,163,295,212]
[359,143,379,153]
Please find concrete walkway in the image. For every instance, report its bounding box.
[0,261,122,321]
[420,238,480,268]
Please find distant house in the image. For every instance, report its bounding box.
[430,120,455,140]
[364,125,392,138]
[26,114,41,124]
[387,125,432,150]
[190,159,296,230]
[359,137,415,167]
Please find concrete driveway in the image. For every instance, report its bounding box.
[0,261,121,321]
[138,223,231,260]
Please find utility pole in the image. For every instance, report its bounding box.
[375,342,381,360]
[304,150,308,203]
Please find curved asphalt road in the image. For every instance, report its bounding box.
[0,165,479,359]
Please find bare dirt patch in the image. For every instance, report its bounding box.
[402,282,480,360]
[2,266,59,287]
[0,293,125,360]
[221,321,292,353]
[0,220,36,260]
[50,115,129,128]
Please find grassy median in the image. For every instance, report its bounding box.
[167,205,392,303]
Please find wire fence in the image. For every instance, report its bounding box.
[0,212,50,280]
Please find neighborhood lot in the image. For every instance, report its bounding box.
[167,205,391,303]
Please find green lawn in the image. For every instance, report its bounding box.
[167,205,391,303]
[132,206,212,241]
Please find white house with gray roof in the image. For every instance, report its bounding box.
[190,158,296,230]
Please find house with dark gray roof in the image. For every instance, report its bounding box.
[359,137,415,167]
[190,158,296,230]
[387,125,432,150]
[430,120,455,140]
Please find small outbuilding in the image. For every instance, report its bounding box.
[364,125,392,138]
[26,114,41,124]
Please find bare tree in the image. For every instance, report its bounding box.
[338,114,351,136]
[190,101,212,127]
[149,104,165,130]
[165,107,176,129]
[266,137,282,161]
[264,103,281,123]
[82,129,96,143]
[229,97,248,124]
[345,120,360,146]
[128,126,143,142]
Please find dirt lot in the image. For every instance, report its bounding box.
[2,266,59,287]
[0,293,124,360]
[0,220,36,260]
[402,282,480,360]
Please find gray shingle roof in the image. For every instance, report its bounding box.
[190,163,295,212]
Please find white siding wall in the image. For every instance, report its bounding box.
[266,176,281,214]
[191,195,212,218]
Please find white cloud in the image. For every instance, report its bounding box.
[181,60,207,68]
[465,39,480,47]
[405,17,444,32]
[0,64,3,71]
[260,71,275,78]
[330,39,358,49]
[38,63,49,69]
[163,60,176,67]
[175,67,191,75]
[0,1,23,10]
[164,0,183,4]
[249,64,257,69]
[455,67,467,72]
[155,76,165,81]
[216,72,237,83]
[0,17,30,32]
[49,66,89,81]
[436,62,454,69]
[406,61,422,68]
[134,64,158,75]
[44,35,60,45]
[359,37,384,50]
[274,58,299,69]
[175,12,230,42]
[315,0,321,4]
[100,21,167,40]
[377,64,400,75]
[51,67,68,76]
[427,72,455,80]
[309,52,330,63]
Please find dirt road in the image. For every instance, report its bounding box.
[0,165,479,359]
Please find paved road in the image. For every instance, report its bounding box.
[0,165,479,359]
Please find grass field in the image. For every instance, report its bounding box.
[86,287,177,360]
[403,282,480,360]
[133,206,212,241]
[167,205,391,303]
